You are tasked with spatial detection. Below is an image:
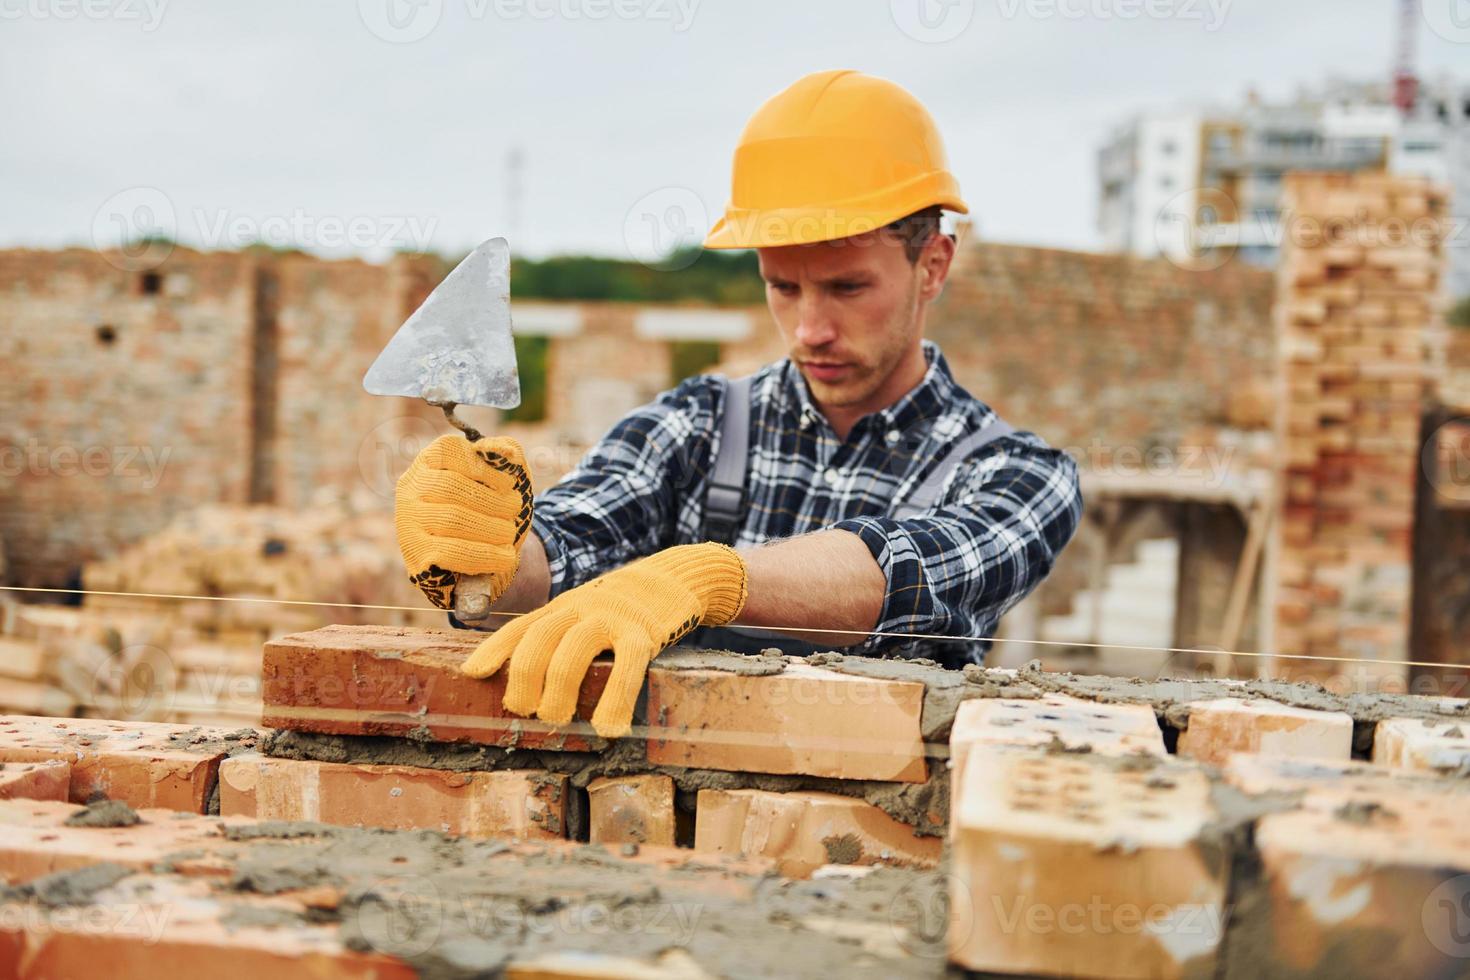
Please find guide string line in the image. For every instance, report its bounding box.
[3,584,1467,673]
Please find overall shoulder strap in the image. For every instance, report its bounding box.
[705,375,754,544]
[893,414,1016,519]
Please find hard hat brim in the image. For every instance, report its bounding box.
[703,181,968,250]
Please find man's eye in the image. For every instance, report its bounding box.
[770,283,797,296]
[835,282,864,294]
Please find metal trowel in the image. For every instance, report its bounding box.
[363,236,520,625]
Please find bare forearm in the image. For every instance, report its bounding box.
[483,533,551,626]
[734,529,885,647]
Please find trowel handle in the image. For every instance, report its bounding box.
[453,573,500,625]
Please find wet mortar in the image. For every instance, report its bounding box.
[64,798,142,828]
[202,821,950,979]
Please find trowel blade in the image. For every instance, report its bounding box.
[363,237,521,409]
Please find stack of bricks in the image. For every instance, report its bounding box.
[1272,172,1450,685]
[1,624,1469,976]
[0,501,439,727]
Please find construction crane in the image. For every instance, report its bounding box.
[1393,0,1419,116]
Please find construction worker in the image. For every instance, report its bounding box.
[394,70,1082,738]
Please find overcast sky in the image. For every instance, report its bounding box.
[2,0,1465,263]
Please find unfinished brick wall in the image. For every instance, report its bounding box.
[1271,173,1451,684]
[2,624,1468,977]
[927,242,1276,453]
[0,247,438,587]
[0,249,257,586]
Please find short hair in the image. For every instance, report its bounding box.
[883,206,944,263]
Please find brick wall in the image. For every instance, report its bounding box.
[0,247,435,587]
[1271,173,1450,683]
[2,624,1467,976]
[927,242,1276,453]
[0,249,257,585]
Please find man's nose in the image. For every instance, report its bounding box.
[793,297,838,349]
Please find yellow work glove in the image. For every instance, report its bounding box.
[394,434,533,610]
[462,543,748,738]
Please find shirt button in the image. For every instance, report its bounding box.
[824,467,841,486]
[885,430,900,445]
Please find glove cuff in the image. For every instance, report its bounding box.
[644,543,748,626]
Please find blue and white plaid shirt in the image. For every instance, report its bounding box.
[531,341,1082,668]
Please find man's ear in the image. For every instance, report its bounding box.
[917,232,956,302]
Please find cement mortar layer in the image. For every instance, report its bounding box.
[267,643,1470,787]
[665,649,1470,747]
[3,816,955,980]
[261,728,951,838]
[262,648,1469,827]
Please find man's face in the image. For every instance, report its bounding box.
[757,230,943,411]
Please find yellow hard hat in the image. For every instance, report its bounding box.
[703,69,968,250]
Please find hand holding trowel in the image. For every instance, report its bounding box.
[364,237,533,626]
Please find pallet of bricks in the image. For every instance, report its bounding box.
[0,496,437,728]
[1,622,1469,977]
[1274,171,1448,684]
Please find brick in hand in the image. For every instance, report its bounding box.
[261,625,611,751]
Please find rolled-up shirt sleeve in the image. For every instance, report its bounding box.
[830,437,1082,656]
[532,377,718,599]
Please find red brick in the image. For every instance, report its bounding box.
[0,872,416,980]
[1373,717,1470,773]
[1224,754,1429,802]
[693,788,940,878]
[218,754,566,839]
[0,761,70,802]
[261,625,612,751]
[949,694,1164,825]
[1245,787,1470,977]
[503,950,715,978]
[0,800,241,884]
[587,774,675,847]
[950,748,1228,978]
[1176,698,1352,766]
[0,714,239,812]
[646,661,926,783]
